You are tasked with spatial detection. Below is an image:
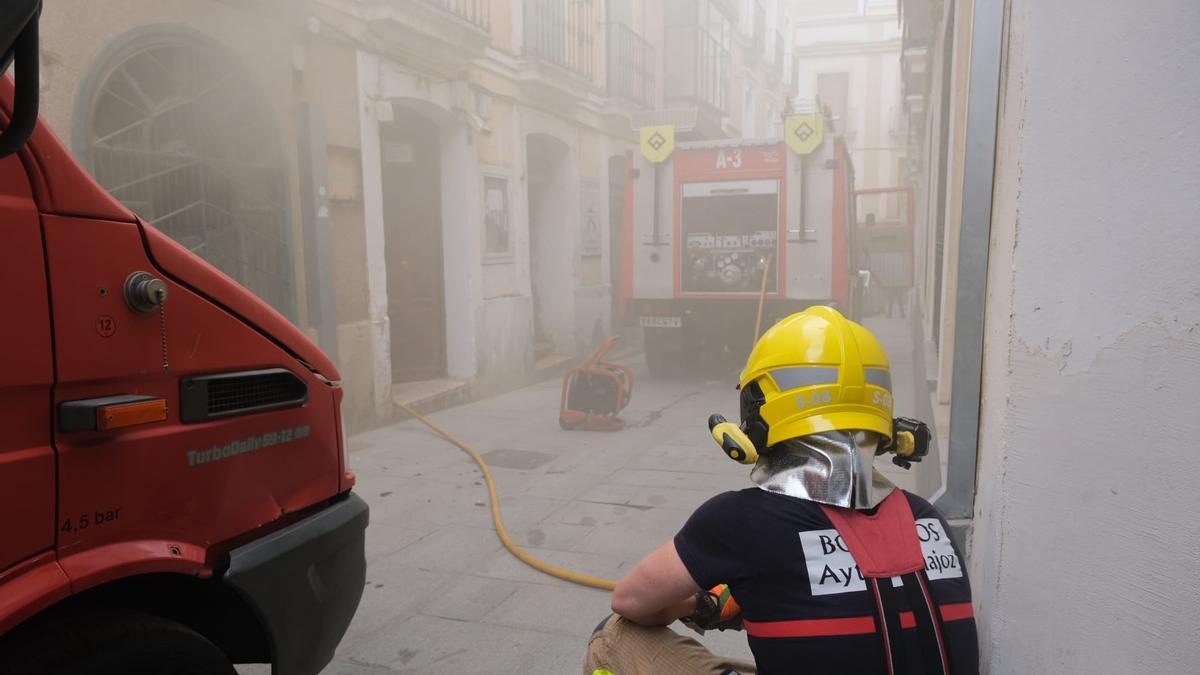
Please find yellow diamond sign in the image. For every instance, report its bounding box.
[786,114,824,155]
[640,124,675,163]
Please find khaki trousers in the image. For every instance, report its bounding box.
[583,615,758,675]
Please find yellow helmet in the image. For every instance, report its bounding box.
[739,306,893,447]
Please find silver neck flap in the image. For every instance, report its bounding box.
[750,430,896,510]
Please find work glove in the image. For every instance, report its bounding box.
[682,584,743,634]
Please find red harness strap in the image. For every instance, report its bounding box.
[743,603,973,638]
[819,490,925,577]
[821,491,951,675]
[740,491,973,672]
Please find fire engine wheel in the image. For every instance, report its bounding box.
[0,608,236,675]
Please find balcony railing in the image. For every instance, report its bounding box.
[606,22,655,106]
[752,0,766,45]
[523,0,594,79]
[696,29,730,113]
[426,0,490,31]
[665,25,730,114]
[711,0,739,22]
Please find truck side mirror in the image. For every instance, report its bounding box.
[0,0,42,158]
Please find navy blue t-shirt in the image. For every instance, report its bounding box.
[674,488,979,674]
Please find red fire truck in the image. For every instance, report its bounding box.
[0,4,366,674]
[620,128,860,375]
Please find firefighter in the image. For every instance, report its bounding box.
[585,306,978,675]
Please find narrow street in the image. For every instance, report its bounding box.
[325,359,756,673]
[237,313,924,674]
[4,1,1198,673]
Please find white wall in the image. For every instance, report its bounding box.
[439,122,482,380]
[356,50,394,419]
[972,2,1200,672]
[793,12,903,196]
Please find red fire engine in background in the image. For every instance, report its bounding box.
[619,125,863,376]
[0,4,366,674]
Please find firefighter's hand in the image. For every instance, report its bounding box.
[682,584,743,634]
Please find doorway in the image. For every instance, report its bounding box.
[382,109,446,382]
[608,154,626,326]
[525,134,571,358]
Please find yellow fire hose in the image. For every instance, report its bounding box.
[753,255,773,349]
[393,264,776,592]
[395,402,618,591]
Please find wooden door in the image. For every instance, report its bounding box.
[608,155,626,325]
[382,112,446,382]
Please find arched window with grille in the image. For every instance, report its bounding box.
[81,33,294,317]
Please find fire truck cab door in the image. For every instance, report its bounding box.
[44,211,340,570]
[0,149,56,572]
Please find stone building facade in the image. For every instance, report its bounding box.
[38,0,792,430]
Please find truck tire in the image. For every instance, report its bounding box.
[0,608,236,675]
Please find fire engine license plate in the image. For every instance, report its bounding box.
[640,316,682,328]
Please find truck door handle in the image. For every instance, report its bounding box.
[59,395,169,432]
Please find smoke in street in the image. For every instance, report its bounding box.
[13,0,1199,671]
[35,0,966,499]
[30,0,971,667]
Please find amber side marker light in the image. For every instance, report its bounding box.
[97,399,169,431]
[59,395,169,433]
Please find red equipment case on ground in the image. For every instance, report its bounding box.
[559,336,634,431]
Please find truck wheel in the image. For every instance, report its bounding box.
[0,608,236,675]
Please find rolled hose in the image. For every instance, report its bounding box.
[396,402,618,591]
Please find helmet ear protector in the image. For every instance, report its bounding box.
[739,381,771,451]
[707,381,770,465]
[708,414,758,464]
[708,381,932,469]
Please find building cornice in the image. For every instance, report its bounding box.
[793,38,902,58]
[793,13,898,28]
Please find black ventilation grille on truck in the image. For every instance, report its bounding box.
[180,368,308,423]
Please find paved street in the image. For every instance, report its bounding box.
[240,314,923,675]
[331,361,756,674]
